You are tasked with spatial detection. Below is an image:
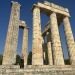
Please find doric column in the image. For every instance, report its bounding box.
[46,32,53,65]
[50,12,64,65]
[42,42,48,64]
[32,7,43,65]
[63,16,75,65]
[3,1,20,65]
[22,22,28,66]
[42,37,45,62]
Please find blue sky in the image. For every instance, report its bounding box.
[0,0,75,59]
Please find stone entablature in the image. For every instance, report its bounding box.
[44,1,69,12]
[33,2,70,17]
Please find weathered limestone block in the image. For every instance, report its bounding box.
[32,7,43,65]
[22,21,28,66]
[63,16,75,65]
[50,12,64,65]
[3,1,21,65]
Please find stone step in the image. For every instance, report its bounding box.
[0,65,75,75]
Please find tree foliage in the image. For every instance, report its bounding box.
[27,51,32,65]
[0,55,3,65]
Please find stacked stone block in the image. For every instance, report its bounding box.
[32,7,43,65]
[21,21,28,66]
[63,16,75,65]
[50,12,64,65]
[3,1,21,65]
[46,32,53,65]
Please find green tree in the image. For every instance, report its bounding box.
[0,55,3,65]
[64,59,70,65]
[27,51,32,65]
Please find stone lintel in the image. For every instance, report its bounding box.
[42,24,50,36]
[32,2,70,17]
[44,1,69,12]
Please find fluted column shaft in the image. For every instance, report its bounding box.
[32,7,43,65]
[47,32,53,65]
[22,27,28,66]
[50,12,64,65]
[63,16,75,65]
[3,1,20,65]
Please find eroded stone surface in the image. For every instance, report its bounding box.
[3,1,21,65]
[32,7,43,65]
[50,12,64,65]
[63,16,75,65]
[47,32,53,65]
[22,26,28,66]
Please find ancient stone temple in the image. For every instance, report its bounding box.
[0,1,75,75]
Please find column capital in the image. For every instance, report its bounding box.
[11,1,21,7]
[32,5,40,12]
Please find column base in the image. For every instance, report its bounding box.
[0,65,75,75]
